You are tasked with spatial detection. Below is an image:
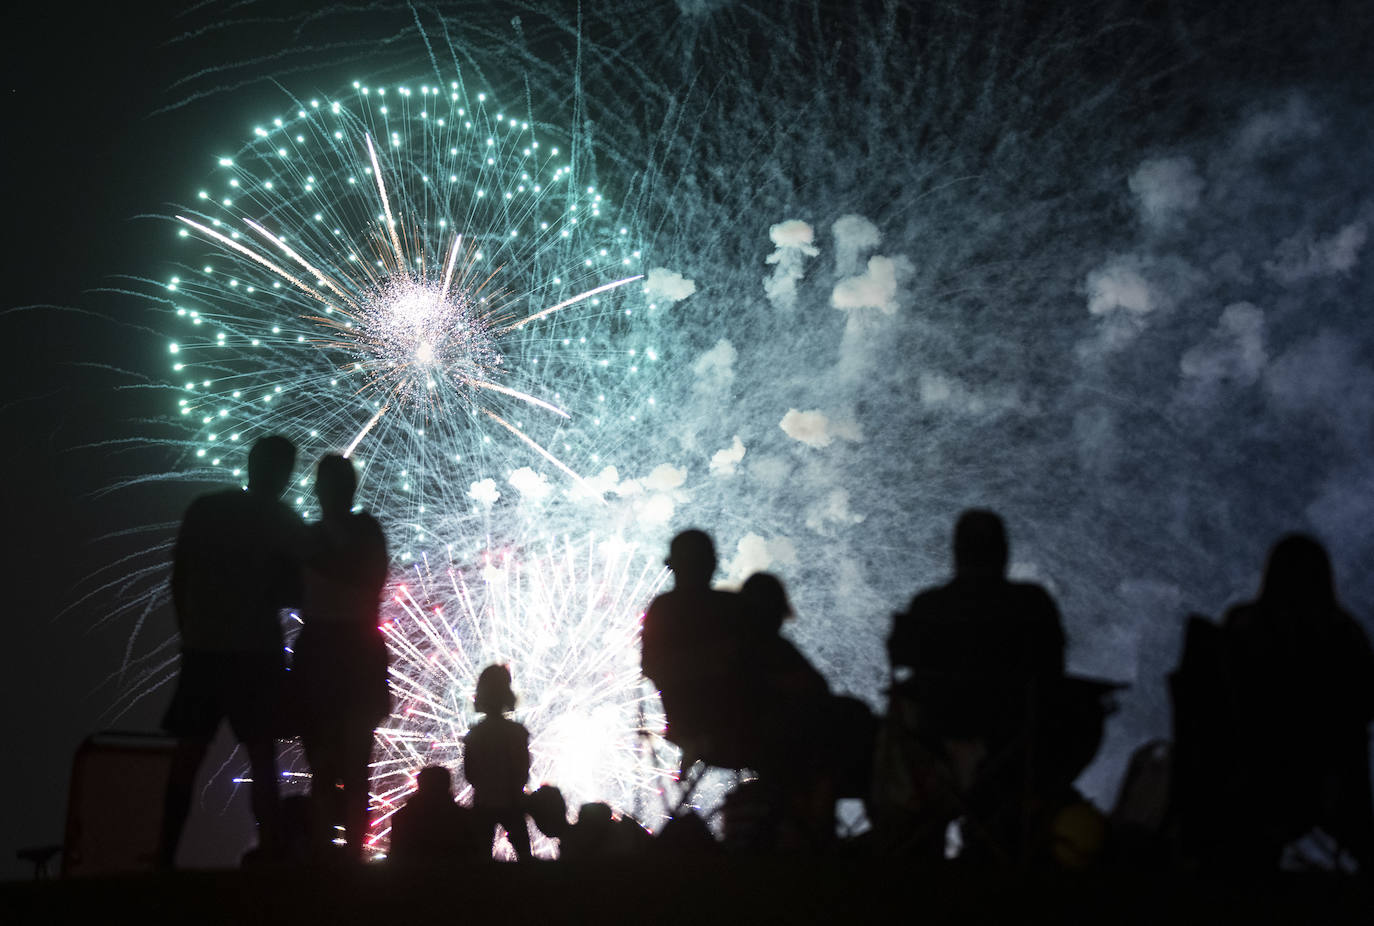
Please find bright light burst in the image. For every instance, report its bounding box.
[368,534,674,856]
[160,79,657,536]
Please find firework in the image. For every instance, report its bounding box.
[150,74,694,853]
[368,534,674,856]
[160,78,658,541]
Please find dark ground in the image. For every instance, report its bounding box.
[4,861,1373,925]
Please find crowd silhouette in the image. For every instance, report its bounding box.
[154,434,1374,874]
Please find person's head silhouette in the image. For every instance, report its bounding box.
[414,764,454,799]
[1259,533,1337,613]
[527,785,569,839]
[667,529,716,589]
[247,435,296,497]
[741,572,793,635]
[314,454,357,518]
[474,664,517,715]
[953,509,1008,579]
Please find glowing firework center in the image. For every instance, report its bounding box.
[355,278,501,405]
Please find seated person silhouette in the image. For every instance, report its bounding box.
[740,573,879,812]
[734,573,836,845]
[464,665,534,861]
[889,509,1064,744]
[564,802,653,860]
[389,765,482,863]
[641,529,748,765]
[1218,534,1374,869]
[525,785,570,849]
[884,509,1066,859]
[739,573,829,710]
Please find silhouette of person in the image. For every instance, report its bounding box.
[158,435,304,867]
[464,665,533,861]
[888,509,1065,744]
[389,765,482,863]
[293,454,390,862]
[737,572,828,774]
[739,572,830,708]
[1220,534,1374,869]
[559,802,652,860]
[641,529,747,763]
[883,508,1066,860]
[526,784,570,848]
[737,572,878,848]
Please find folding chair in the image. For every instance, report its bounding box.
[62,731,178,877]
[873,671,1119,864]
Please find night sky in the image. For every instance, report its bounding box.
[4,1,1373,876]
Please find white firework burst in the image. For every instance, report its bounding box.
[367,533,675,856]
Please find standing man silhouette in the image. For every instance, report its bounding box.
[157,435,304,867]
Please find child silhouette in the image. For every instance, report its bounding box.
[464,665,533,860]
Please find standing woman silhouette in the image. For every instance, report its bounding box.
[295,454,390,861]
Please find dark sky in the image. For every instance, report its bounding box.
[3,0,1372,878]
[2,2,231,875]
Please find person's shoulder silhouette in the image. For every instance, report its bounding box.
[641,529,750,758]
[642,529,744,686]
[739,572,828,701]
[464,666,530,800]
[1224,533,1374,728]
[172,435,305,652]
[1212,533,1374,869]
[890,509,1065,683]
[390,765,481,862]
[464,665,534,860]
[160,434,304,868]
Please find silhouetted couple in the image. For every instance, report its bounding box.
[641,529,869,847]
[158,436,388,867]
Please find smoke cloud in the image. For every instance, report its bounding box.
[1129,157,1204,232]
[468,478,500,508]
[1265,221,1367,284]
[831,214,882,278]
[764,219,819,311]
[691,339,737,393]
[508,466,552,502]
[831,254,911,316]
[644,267,698,304]
[723,532,799,584]
[709,435,746,477]
[779,408,864,449]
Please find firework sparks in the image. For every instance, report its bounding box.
[368,534,676,857]
[176,124,642,481]
[160,80,658,538]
